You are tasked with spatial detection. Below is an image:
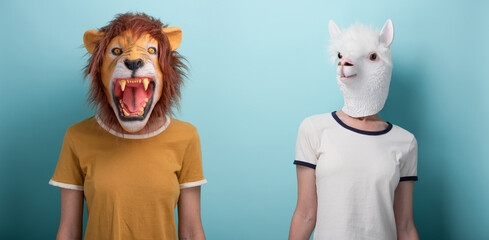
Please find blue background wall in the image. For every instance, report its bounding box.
[1,0,488,239]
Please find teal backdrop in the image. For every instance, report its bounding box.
[1,0,488,239]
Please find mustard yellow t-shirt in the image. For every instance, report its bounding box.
[49,116,207,240]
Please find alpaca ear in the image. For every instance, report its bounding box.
[83,30,104,54]
[380,19,394,47]
[329,20,341,39]
[162,27,182,51]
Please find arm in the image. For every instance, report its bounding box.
[56,188,84,240]
[178,186,205,240]
[394,181,419,240]
[289,166,317,240]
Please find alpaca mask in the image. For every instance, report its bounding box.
[329,19,394,117]
[83,13,185,133]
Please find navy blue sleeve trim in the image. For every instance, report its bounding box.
[293,160,316,169]
[400,176,418,181]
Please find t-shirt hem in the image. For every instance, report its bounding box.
[180,179,208,189]
[293,160,316,169]
[49,179,84,191]
[400,176,418,182]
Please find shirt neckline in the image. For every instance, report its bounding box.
[331,111,392,136]
[95,115,171,139]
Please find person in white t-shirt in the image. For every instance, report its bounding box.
[289,20,419,240]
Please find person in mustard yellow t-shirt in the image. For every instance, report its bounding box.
[49,13,207,240]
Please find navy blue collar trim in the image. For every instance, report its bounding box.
[331,111,392,136]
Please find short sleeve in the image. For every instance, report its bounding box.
[399,137,418,182]
[294,118,319,169]
[49,130,84,190]
[178,130,207,189]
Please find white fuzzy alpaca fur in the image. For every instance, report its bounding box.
[329,20,394,117]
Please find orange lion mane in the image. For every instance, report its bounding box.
[84,12,187,132]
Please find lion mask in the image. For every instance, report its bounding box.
[83,13,186,133]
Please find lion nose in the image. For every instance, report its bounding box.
[124,59,144,70]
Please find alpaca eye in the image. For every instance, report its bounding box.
[369,53,377,61]
[148,47,157,54]
[338,52,342,59]
[111,48,123,56]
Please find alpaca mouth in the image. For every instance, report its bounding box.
[112,77,155,121]
[340,74,357,81]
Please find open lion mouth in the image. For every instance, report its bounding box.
[112,77,155,120]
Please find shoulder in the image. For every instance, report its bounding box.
[66,116,98,137]
[304,112,333,124]
[299,112,336,132]
[390,124,415,140]
[168,118,199,138]
[390,124,416,149]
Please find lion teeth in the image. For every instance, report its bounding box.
[120,80,126,91]
[118,78,151,92]
[145,98,148,103]
[122,108,130,116]
[143,78,149,91]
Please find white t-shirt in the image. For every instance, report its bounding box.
[294,112,418,240]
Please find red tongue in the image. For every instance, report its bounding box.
[122,86,147,113]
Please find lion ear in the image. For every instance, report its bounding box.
[83,30,104,54]
[162,27,182,51]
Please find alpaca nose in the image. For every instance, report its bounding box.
[124,59,144,70]
[337,57,358,79]
[338,58,354,66]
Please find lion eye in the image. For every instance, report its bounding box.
[369,52,377,61]
[111,48,123,56]
[148,47,157,54]
[338,52,342,59]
